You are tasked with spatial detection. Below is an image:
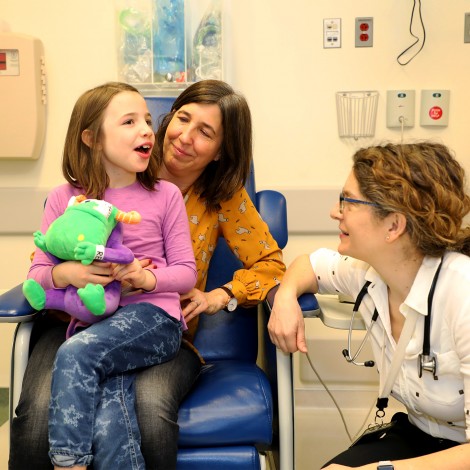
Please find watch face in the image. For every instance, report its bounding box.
[378,464,394,470]
[226,297,238,312]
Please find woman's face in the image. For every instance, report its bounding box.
[162,102,224,182]
[330,171,388,263]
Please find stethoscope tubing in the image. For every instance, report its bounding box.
[344,258,443,377]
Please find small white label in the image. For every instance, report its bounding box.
[0,49,20,76]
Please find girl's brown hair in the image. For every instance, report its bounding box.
[62,82,160,199]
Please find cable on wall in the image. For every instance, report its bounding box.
[396,0,426,66]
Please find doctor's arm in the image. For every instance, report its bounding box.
[268,254,319,354]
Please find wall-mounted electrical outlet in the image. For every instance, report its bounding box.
[355,17,373,47]
[464,13,470,43]
[323,18,341,49]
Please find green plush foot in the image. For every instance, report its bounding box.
[78,283,106,315]
[22,279,46,310]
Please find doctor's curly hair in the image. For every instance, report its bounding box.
[352,141,470,257]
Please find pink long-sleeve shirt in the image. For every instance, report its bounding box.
[28,180,197,327]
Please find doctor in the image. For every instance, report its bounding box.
[268,142,470,469]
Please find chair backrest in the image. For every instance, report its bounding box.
[144,97,281,364]
[193,166,259,363]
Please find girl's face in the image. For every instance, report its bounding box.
[162,102,224,182]
[98,91,155,187]
[330,171,388,263]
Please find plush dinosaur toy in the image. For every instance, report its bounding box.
[23,195,141,336]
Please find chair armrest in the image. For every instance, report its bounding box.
[265,284,320,318]
[0,283,40,323]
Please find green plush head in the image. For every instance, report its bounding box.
[34,195,140,262]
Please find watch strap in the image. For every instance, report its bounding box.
[219,285,234,299]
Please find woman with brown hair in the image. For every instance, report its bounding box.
[269,142,470,469]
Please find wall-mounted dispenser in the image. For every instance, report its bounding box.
[336,91,379,139]
[0,32,46,159]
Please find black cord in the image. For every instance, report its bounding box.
[397,0,426,66]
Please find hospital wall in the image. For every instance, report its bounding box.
[1,0,469,395]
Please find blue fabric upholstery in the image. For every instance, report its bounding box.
[177,447,261,470]
[178,361,273,447]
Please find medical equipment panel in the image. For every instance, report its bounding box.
[0,32,46,159]
[420,90,450,127]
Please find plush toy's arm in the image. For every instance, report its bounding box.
[74,223,135,265]
[74,243,134,264]
[33,230,62,265]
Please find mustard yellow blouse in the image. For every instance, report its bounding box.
[185,185,286,306]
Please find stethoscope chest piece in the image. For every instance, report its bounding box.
[418,354,437,380]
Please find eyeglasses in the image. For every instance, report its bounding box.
[339,193,381,214]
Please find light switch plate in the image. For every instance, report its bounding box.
[323,18,341,48]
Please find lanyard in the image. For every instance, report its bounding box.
[363,259,444,421]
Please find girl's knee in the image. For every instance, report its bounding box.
[55,337,91,366]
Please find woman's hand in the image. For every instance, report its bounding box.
[180,287,230,323]
[267,254,318,354]
[268,286,308,353]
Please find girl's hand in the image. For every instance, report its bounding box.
[52,260,114,289]
[112,258,156,291]
[120,258,155,296]
[180,287,230,323]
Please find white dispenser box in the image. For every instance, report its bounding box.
[0,32,46,159]
[420,90,450,127]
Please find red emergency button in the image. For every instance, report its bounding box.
[429,106,443,120]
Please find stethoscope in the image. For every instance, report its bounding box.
[342,259,443,379]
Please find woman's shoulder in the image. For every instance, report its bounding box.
[443,250,470,279]
[219,186,253,210]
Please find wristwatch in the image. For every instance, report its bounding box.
[377,461,394,470]
[219,286,238,312]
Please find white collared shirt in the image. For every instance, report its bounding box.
[310,248,470,443]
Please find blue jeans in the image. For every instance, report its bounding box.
[48,303,182,469]
[9,318,201,470]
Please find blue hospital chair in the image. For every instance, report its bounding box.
[0,157,319,469]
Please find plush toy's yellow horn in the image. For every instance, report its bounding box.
[116,210,141,224]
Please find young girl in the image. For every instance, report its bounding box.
[28,82,197,469]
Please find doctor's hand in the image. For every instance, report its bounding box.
[268,287,308,354]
